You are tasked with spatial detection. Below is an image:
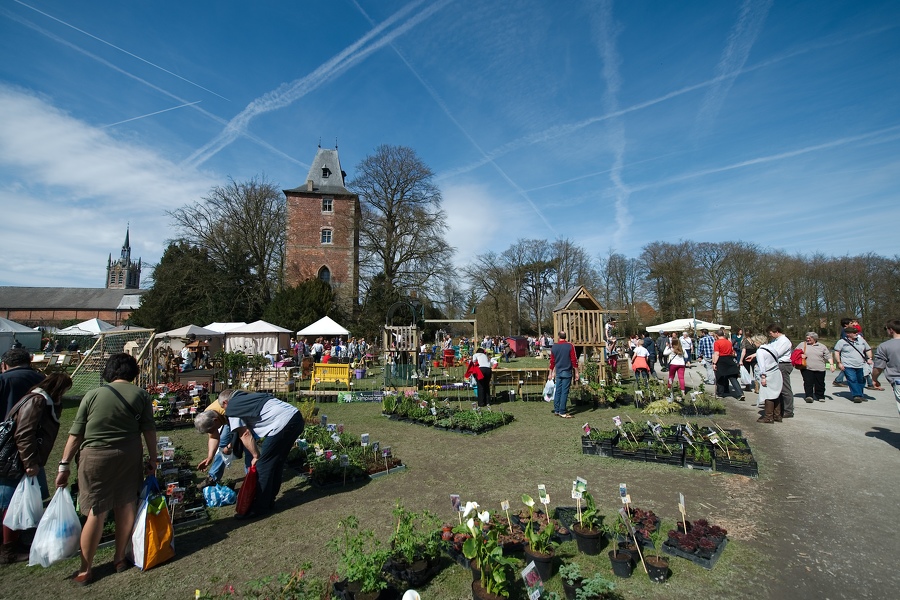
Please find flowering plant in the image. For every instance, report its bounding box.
[461,502,517,598]
[521,494,556,555]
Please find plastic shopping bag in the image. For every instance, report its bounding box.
[3,476,43,530]
[132,476,175,571]
[543,380,556,403]
[235,465,257,516]
[739,365,753,387]
[203,484,237,507]
[28,487,81,567]
[218,448,234,468]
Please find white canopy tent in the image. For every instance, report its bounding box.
[204,322,247,334]
[158,324,225,339]
[645,318,731,333]
[0,317,42,352]
[57,318,115,336]
[225,320,292,355]
[296,316,350,337]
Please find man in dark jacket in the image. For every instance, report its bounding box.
[0,348,45,420]
[642,333,658,377]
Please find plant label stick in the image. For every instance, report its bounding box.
[451,494,462,524]
[678,492,687,532]
[501,499,511,528]
[361,433,369,447]
[619,507,648,573]
[537,484,550,523]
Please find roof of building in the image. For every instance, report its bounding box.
[283,148,354,196]
[0,287,148,310]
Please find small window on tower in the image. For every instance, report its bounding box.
[322,166,331,178]
[318,266,331,284]
[322,197,333,212]
[321,229,333,244]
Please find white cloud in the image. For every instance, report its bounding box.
[0,85,218,286]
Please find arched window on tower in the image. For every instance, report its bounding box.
[318,266,331,285]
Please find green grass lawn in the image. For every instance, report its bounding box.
[0,372,772,600]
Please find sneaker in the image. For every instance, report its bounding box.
[739,396,745,401]
[197,476,217,490]
[852,396,863,403]
[804,397,813,403]
[816,397,825,402]
[783,412,794,418]
[833,382,847,387]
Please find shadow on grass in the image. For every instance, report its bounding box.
[864,426,900,451]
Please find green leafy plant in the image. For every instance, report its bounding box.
[559,561,583,586]
[575,573,617,600]
[327,516,388,593]
[389,501,444,565]
[461,504,518,598]
[641,399,681,415]
[577,492,604,531]
[522,494,556,555]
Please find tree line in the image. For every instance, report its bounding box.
[130,146,899,343]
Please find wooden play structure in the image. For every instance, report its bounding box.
[552,286,625,379]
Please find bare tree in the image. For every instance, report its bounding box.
[348,145,455,298]
[168,176,285,320]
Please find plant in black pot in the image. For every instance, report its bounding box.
[559,562,583,600]
[386,501,444,587]
[606,518,634,578]
[644,527,670,583]
[572,492,605,556]
[328,515,389,600]
[521,494,557,582]
[462,505,518,600]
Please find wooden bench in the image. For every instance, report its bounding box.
[310,363,351,390]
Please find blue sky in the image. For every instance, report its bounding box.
[1,0,898,289]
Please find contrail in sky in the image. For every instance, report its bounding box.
[2,8,306,168]
[184,0,449,169]
[350,0,555,234]
[102,101,201,128]
[438,23,896,181]
[692,0,773,140]
[629,124,900,192]
[13,0,229,101]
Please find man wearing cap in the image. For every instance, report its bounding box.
[872,319,900,415]
[834,326,872,403]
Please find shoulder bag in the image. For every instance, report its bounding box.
[0,395,37,479]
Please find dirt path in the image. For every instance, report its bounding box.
[722,367,900,599]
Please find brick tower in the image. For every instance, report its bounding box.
[284,147,360,310]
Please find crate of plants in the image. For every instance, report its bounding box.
[712,436,758,477]
[643,440,684,467]
[291,423,405,487]
[581,428,619,456]
[663,518,728,569]
[611,437,647,463]
[616,506,660,551]
[383,394,514,434]
[683,441,714,470]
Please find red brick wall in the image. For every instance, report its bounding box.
[285,191,360,310]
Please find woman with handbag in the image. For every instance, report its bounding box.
[798,332,831,403]
[0,373,72,563]
[55,353,157,585]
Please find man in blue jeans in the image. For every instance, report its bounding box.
[833,326,872,403]
[549,331,578,418]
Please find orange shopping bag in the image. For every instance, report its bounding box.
[132,477,175,571]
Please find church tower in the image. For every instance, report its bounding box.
[106,226,142,289]
[284,146,360,310]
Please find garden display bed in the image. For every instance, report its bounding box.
[663,519,729,569]
[581,423,757,476]
[381,395,515,434]
[286,421,407,487]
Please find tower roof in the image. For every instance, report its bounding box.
[284,148,351,195]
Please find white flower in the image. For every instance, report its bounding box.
[462,501,480,518]
[478,510,490,524]
[466,517,477,534]
[522,494,535,508]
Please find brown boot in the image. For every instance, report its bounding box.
[0,543,29,564]
[757,399,775,423]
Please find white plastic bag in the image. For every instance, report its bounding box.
[218,449,234,468]
[3,476,43,530]
[28,486,81,567]
[739,365,753,386]
[543,380,556,403]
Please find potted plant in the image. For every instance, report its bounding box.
[645,527,670,583]
[575,573,618,599]
[385,502,444,587]
[604,519,633,579]
[462,506,518,600]
[559,562,583,600]
[521,494,556,581]
[571,492,605,555]
[327,515,389,599]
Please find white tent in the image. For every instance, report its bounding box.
[158,324,225,339]
[204,322,247,334]
[297,316,350,337]
[225,320,292,355]
[57,318,115,336]
[645,318,731,333]
[0,317,42,353]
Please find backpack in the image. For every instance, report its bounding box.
[790,347,806,369]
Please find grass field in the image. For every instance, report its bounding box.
[0,359,773,600]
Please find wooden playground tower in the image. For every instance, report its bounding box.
[552,286,625,380]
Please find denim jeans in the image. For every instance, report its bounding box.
[553,375,572,415]
[844,367,865,398]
